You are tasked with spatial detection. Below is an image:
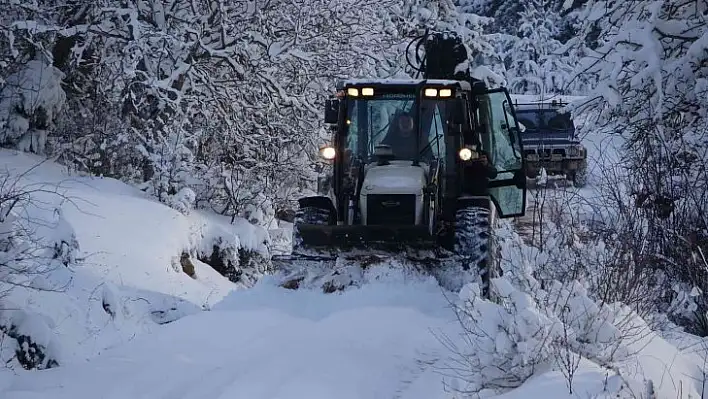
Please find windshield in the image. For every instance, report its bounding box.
[345,94,447,164]
[516,108,574,132]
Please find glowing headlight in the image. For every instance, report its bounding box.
[347,88,359,96]
[424,88,438,97]
[459,148,473,161]
[320,146,336,160]
[439,89,453,97]
[361,87,374,96]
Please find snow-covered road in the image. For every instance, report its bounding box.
[1,278,462,399]
[5,271,689,399]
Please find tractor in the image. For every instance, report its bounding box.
[288,31,528,296]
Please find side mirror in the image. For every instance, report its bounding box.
[324,99,339,124]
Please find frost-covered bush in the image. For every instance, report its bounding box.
[444,221,698,398]
[0,310,59,370]
[194,214,272,287]
[0,173,79,370]
[450,279,564,394]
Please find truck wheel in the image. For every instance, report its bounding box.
[292,206,331,256]
[571,161,588,188]
[454,206,492,297]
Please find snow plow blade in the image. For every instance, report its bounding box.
[296,224,437,252]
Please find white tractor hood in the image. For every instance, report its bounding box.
[358,161,428,226]
[360,162,427,196]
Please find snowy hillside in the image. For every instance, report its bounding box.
[0,149,271,371]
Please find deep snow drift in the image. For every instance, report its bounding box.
[0,149,271,370]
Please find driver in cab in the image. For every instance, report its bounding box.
[380,112,417,160]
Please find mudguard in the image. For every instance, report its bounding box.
[456,196,491,211]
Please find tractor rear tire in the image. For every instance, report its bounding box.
[454,206,492,297]
[292,206,331,256]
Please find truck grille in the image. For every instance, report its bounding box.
[366,194,416,225]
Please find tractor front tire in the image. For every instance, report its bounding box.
[454,206,492,297]
[292,206,331,256]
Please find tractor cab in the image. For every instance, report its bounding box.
[320,79,526,227]
[286,31,528,300]
[331,80,456,169]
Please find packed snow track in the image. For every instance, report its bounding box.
[1,277,463,399]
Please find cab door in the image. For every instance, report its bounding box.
[476,88,527,218]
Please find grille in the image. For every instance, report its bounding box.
[366,194,416,225]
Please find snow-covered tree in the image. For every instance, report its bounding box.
[570,0,708,334]
[0,0,405,220]
[466,0,593,94]
[0,58,66,153]
[504,0,567,94]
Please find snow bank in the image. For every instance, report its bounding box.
[443,221,708,398]
[0,149,271,369]
[190,210,273,286]
[0,150,235,304]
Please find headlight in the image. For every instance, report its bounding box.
[569,146,580,157]
[320,146,336,160]
[424,88,438,97]
[459,147,476,161]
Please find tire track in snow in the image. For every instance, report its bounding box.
[392,350,442,399]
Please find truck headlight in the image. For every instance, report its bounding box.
[569,146,580,157]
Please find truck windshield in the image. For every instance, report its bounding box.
[345,93,447,164]
[516,108,574,132]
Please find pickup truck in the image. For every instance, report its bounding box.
[511,95,588,188]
